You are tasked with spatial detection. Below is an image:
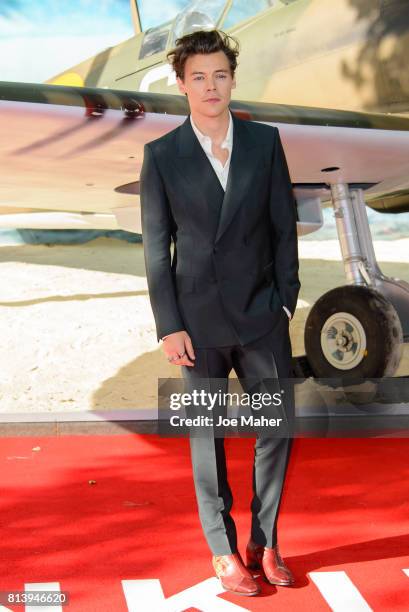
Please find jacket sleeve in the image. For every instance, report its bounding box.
[140,143,186,341]
[269,128,301,318]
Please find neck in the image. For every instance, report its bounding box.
[190,107,230,143]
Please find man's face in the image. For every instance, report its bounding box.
[176,50,236,117]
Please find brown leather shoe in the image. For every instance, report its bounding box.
[246,539,295,586]
[212,552,261,596]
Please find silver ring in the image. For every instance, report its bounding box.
[178,351,186,358]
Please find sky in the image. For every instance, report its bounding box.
[0,0,187,82]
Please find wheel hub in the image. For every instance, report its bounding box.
[321,312,367,370]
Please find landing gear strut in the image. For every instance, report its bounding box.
[304,184,407,378]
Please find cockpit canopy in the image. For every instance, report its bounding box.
[139,0,278,60]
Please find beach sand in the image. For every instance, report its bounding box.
[0,237,408,413]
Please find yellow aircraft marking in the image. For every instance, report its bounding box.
[49,73,84,87]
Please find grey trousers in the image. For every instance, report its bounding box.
[181,324,294,556]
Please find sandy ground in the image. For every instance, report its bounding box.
[0,237,408,414]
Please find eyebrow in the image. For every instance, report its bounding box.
[190,69,230,75]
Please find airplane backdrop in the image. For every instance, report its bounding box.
[1,0,409,379]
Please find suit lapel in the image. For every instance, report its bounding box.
[174,109,262,243]
[215,113,260,244]
[174,114,224,231]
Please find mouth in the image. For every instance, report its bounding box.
[204,98,221,102]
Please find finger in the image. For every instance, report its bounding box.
[163,343,184,356]
[172,356,195,367]
[166,353,180,364]
[165,352,194,366]
[165,348,188,360]
[184,336,196,361]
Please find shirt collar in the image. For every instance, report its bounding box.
[190,109,233,151]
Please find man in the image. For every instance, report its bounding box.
[140,29,300,597]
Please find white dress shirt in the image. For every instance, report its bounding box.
[161,112,291,341]
[190,110,233,191]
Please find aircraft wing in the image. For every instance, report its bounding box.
[1,81,409,234]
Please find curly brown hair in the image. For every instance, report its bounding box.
[166,29,240,81]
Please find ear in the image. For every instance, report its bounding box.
[231,75,236,89]
[176,76,186,95]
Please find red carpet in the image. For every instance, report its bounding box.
[0,435,409,611]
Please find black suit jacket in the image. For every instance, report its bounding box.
[140,110,300,348]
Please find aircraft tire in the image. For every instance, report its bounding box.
[304,285,403,378]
